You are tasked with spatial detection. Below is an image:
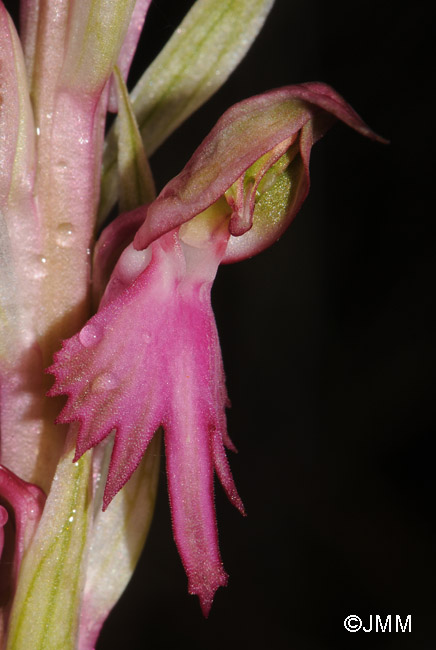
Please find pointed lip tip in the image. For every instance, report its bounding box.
[191,571,229,617]
[197,591,218,618]
[72,451,81,464]
[102,487,115,512]
[231,495,246,517]
[200,600,212,618]
[72,440,90,465]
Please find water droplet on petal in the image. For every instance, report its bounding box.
[29,255,48,279]
[55,223,74,247]
[79,323,101,348]
[92,372,117,392]
[27,507,38,520]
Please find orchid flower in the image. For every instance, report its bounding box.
[48,82,382,616]
[0,0,382,647]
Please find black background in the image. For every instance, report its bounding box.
[10,0,435,648]
[99,1,435,649]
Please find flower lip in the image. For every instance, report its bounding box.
[47,225,243,613]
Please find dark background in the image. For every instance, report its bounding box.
[9,0,432,647]
[98,1,435,649]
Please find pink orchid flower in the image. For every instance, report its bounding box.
[0,0,384,645]
[48,83,382,614]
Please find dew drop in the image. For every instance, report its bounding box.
[55,222,74,247]
[68,516,74,523]
[30,255,48,279]
[92,372,117,392]
[28,507,38,520]
[79,323,102,348]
